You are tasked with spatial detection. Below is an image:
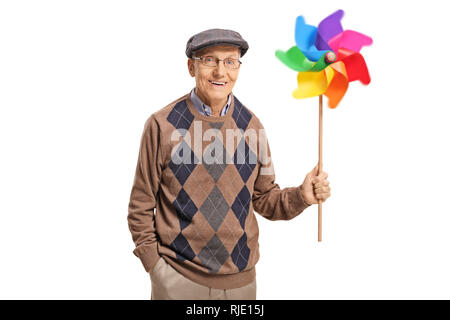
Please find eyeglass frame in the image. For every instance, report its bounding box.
[191,55,242,70]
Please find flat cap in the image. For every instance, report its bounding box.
[185,28,249,58]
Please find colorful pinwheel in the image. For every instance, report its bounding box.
[275,10,373,241]
[275,9,373,108]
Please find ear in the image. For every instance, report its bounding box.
[187,59,195,77]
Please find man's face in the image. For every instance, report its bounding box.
[188,45,240,105]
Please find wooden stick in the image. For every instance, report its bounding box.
[318,95,323,242]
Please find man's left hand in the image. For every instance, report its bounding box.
[300,165,331,205]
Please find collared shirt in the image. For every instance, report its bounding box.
[190,88,231,117]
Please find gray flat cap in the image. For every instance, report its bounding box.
[185,28,249,58]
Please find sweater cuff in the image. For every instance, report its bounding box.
[133,242,160,273]
[290,184,311,215]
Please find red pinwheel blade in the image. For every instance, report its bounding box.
[336,47,371,85]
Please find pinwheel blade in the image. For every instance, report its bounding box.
[336,47,371,84]
[275,46,314,71]
[295,16,329,61]
[328,30,373,54]
[324,62,349,108]
[316,9,344,51]
[276,46,333,72]
[310,53,334,71]
[292,70,330,99]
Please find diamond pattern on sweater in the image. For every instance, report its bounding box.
[163,95,254,274]
[232,97,252,131]
[168,139,199,186]
[173,188,198,230]
[171,233,196,262]
[167,99,195,131]
[198,234,229,273]
[199,185,230,231]
[208,122,224,130]
[231,185,251,229]
[202,138,232,183]
[231,232,250,271]
[233,136,256,183]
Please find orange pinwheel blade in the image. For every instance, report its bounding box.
[324,61,348,108]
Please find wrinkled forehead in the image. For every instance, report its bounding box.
[193,44,240,58]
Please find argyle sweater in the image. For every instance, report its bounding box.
[127,91,311,289]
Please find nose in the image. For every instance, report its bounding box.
[213,60,226,77]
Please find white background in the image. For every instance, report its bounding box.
[1,0,449,299]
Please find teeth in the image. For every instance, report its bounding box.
[210,81,225,85]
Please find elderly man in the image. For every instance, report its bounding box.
[127,28,331,300]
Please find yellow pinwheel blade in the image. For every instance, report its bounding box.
[292,70,329,99]
[324,66,335,86]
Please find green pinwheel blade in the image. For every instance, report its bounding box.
[309,53,330,71]
[275,46,313,71]
[275,45,331,72]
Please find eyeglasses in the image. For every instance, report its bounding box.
[191,55,242,70]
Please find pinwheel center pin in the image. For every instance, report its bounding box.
[324,51,336,64]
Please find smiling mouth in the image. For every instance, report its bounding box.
[208,80,227,87]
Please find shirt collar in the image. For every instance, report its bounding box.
[190,88,231,117]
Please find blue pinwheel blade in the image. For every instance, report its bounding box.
[295,16,329,61]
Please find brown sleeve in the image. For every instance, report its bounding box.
[252,129,311,221]
[127,114,163,272]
